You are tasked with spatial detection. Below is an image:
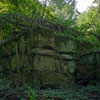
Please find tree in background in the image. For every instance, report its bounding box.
[48,0,77,25]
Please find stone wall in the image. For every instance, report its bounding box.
[30,33,77,86]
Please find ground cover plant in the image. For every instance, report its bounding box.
[0,0,100,100]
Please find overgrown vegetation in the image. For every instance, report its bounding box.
[0,0,100,100]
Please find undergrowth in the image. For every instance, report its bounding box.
[0,79,100,100]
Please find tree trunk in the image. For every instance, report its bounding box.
[2,46,16,88]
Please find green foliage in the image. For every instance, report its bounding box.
[39,84,100,100]
[27,89,36,100]
[76,5,100,47]
[49,0,77,25]
[0,0,100,97]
